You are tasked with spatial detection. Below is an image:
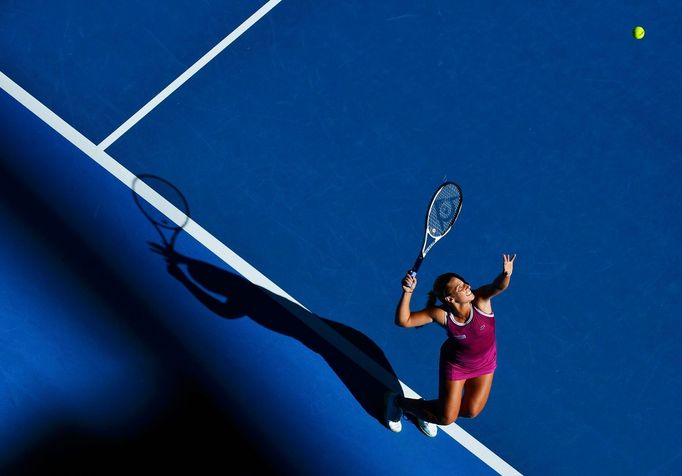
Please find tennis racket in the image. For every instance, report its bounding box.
[132,174,190,250]
[409,181,463,278]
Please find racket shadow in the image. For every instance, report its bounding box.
[151,245,403,428]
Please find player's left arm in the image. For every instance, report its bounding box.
[473,254,516,312]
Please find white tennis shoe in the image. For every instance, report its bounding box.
[384,392,403,433]
[417,417,438,438]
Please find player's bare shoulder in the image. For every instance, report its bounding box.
[472,291,493,314]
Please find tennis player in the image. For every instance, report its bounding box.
[385,254,516,436]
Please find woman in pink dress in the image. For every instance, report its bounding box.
[385,254,516,437]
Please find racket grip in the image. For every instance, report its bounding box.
[410,255,424,276]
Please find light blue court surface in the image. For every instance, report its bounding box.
[2,1,682,475]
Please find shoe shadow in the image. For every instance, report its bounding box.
[151,244,403,428]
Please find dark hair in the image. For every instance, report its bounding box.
[426,272,469,307]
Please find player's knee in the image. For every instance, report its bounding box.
[460,402,485,418]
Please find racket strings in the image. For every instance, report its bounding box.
[427,185,461,237]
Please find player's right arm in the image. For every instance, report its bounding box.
[395,273,444,328]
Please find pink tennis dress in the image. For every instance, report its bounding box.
[440,305,497,381]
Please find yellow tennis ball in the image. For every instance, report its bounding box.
[632,26,645,40]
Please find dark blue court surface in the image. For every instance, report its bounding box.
[2,2,681,475]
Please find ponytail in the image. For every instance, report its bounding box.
[426,290,438,308]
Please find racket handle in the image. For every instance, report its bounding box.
[409,255,424,276]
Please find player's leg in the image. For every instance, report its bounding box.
[459,372,494,418]
[438,377,466,424]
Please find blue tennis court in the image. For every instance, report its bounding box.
[2,2,681,475]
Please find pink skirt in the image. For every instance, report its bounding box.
[439,340,497,381]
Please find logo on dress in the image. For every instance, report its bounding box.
[454,334,467,340]
[480,324,486,331]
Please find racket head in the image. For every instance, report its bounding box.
[425,181,462,239]
[132,174,190,247]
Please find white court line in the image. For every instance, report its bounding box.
[0,70,522,476]
[97,0,282,151]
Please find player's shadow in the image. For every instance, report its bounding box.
[150,243,403,428]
